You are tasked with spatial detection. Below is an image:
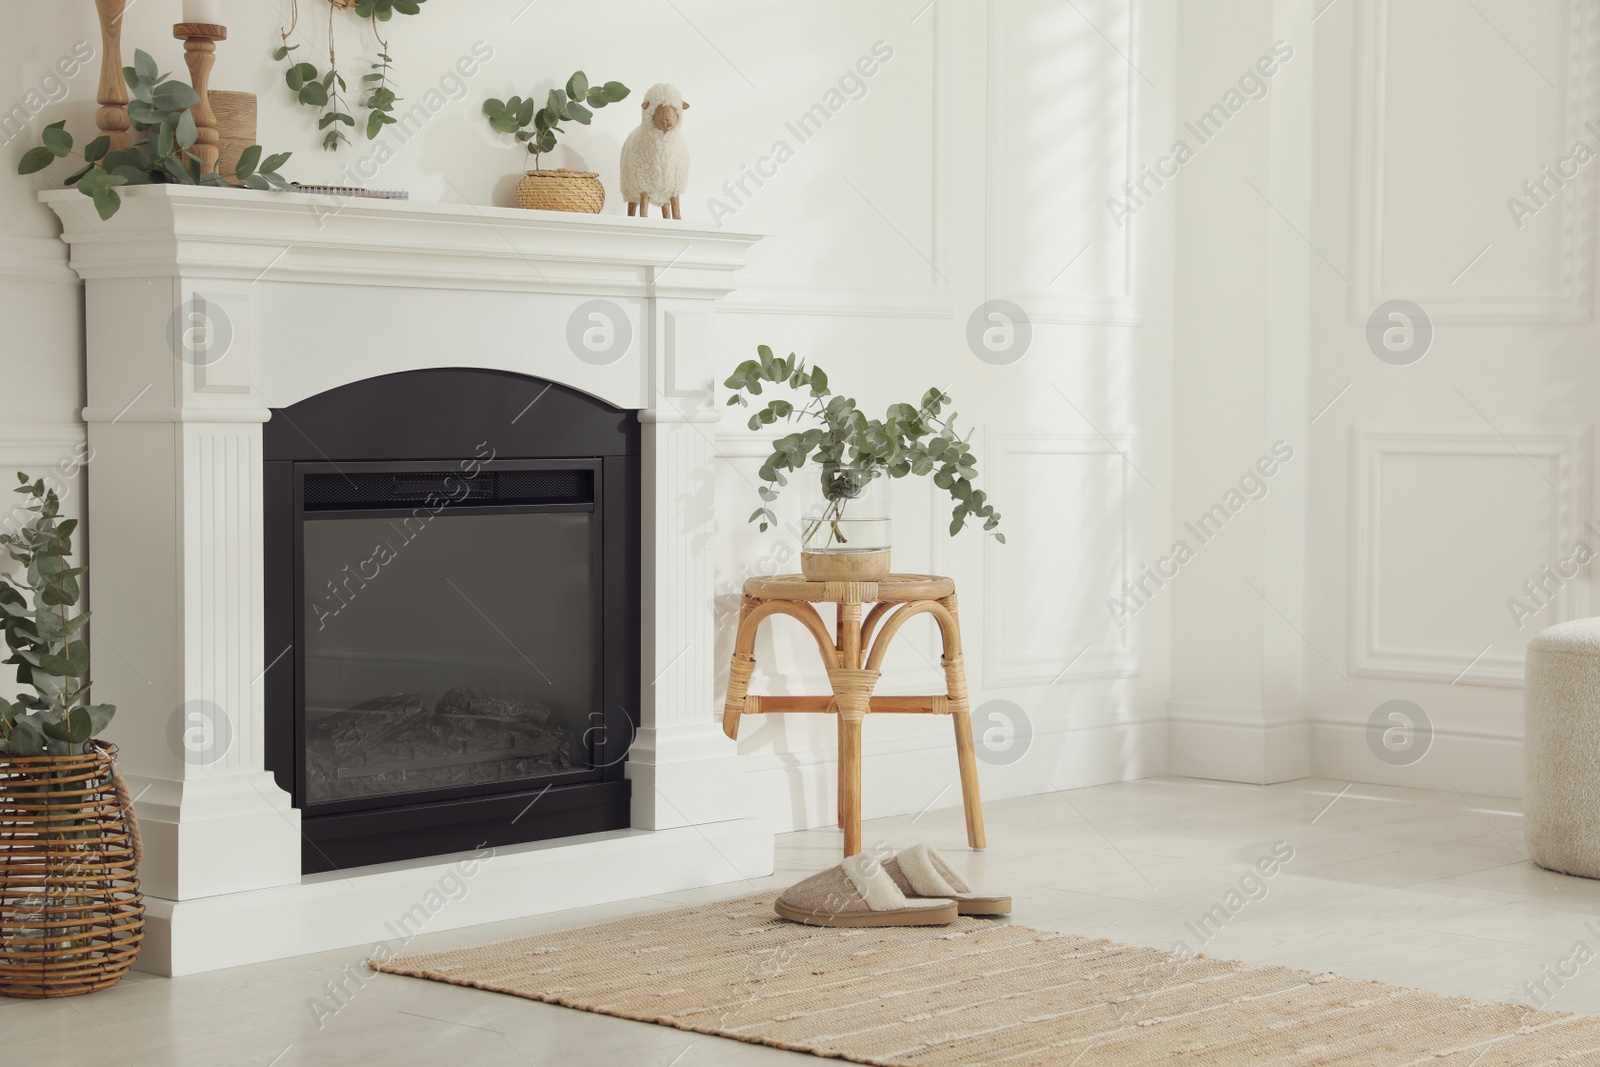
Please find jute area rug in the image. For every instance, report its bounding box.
[370,893,1600,1066]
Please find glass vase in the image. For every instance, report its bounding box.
[799,463,891,581]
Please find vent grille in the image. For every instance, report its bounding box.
[304,469,592,511]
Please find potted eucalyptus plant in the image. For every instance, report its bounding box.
[0,475,142,998]
[0,476,116,755]
[726,347,1003,581]
[483,71,630,212]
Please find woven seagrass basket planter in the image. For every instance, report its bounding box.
[0,740,145,998]
[515,168,605,213]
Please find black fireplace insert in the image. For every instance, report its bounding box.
[264,369,640,873]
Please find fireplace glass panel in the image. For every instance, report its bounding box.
[301,510,594,805]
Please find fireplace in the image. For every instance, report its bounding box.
[49,185,769,975]
[263,368,640,872]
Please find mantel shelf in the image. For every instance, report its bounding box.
[42,185,766,296]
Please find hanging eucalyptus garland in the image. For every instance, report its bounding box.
[275,0,425,150]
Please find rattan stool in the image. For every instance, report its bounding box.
[722,573,985,857]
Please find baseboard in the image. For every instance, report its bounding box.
[138,817,774,976]
[1163,703,1524,798]
[742,714,1167,834]
[1310,717,1524,799]
[1166,702,1311,785]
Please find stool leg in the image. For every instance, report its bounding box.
[836,711,846,829]
[941,595,986,850]
[722,596,761,740]
[840,716,862,856]
[832,598,872,859]
[951,705,985,850]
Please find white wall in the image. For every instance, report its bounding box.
[1297,0,1600,798]
[1,1,1177,836]
[1166,0,1597,800]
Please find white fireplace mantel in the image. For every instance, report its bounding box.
[44,186,771,975]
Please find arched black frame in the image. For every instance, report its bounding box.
[263,369,640,873]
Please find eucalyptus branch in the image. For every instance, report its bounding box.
[275,9,354,151]
[18,50,292,218]
[363,51,399,140]
[275,0,424,150]
[724,346,1004,543]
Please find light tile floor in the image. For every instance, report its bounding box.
[6,776,1599,1065]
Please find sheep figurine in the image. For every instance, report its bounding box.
[621,83,690,219]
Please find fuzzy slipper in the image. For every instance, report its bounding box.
[775,853,958,927]
[883,843,1012,916]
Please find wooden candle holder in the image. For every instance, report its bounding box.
[173,23,228,172]
[94,0,131,150]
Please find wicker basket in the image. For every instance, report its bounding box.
[515,169,605,213]
[0,740,144,998]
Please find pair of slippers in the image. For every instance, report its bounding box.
[775,843,1011,927]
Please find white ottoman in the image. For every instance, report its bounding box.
[1526,617,1600,879]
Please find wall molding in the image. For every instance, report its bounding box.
[0,423,87,466]
[983,428,1139,687]
[1348,0,1599,324]
[720,278,954,319]
[1351,424,1592,687]
[983,0,1141,325]
[0,235,75,285]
